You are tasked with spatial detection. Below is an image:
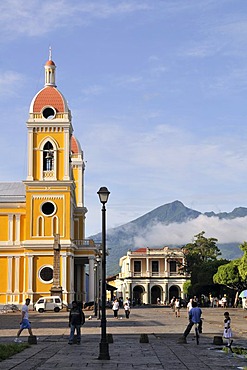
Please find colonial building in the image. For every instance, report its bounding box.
[0,52,99,306]
[116,247,189,304]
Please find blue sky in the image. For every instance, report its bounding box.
[1,0,247,242]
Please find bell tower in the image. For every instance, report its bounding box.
[0,51,97,307]
[24,50,84,242]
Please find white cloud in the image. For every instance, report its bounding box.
[133,215,247,247]
[80,85,105,98]
[0,71,24,97]
[0,0,151,40]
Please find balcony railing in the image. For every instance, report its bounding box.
[73,239,101,248]
[119,271,188,279]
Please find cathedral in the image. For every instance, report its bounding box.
[0,51,99,306]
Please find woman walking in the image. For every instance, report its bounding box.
[112,299,119,319]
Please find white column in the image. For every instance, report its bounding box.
[82,264,87,303]
[27,255,34,293]
[146,257,149,277]
[76,264,82,301]
[7,257,13,293]
[8,214,14,243]
[62,254,67,292]
[15,214,21,245]
[14,257,20,293]
[64,128,70,180]
[27,127,34,181]
[165,258,168,272]
[70,255,74,292]
[77,163,83,207]
[125,282,131,298]
[88,257,95,302]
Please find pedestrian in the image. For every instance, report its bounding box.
[170,296,175,311]
[242,297,246,310]
[14,298,33,343]
[182,301,202,341]
[112,299,119,319]
[124,297,130,306]
[174,298,180,317]
[124,301,130,318]
[223,311,233,347]
[68,300,85,345]
[187,298,193,315]
[221,295,227,308]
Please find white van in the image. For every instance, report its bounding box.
[34,296,63,313]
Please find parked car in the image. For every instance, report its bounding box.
[34,296,63,313]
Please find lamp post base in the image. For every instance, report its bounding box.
[98,342,110,360]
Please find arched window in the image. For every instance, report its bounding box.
[40,137,58,181]
[43,141,54,171]
[37,216,44,236]
[52,216,59,235]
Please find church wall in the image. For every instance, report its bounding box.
[0,215,8,240]
[24,189,72,240]
[20,215,26,241]
[35,255,54,293]
[0,258,8,303]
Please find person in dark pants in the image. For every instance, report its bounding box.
[183,301,202,340]
[68,301,85,345]
[124,302,130,318]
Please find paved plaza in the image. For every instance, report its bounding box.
[0,305,246,369]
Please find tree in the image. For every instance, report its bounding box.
[183,280,192,296]
[213,260,246,291]
[214,242,247,292]
[182,231,228,297]
[238,241,247,281]
[182,231,221,269]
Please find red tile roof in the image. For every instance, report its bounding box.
[133,248,147,253]
[33,87,65,112]
[71,135,81,154]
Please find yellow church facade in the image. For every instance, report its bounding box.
[0,53,99,306]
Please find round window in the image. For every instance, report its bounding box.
[42,106,56,119]
[39,266,53,283]
[41,201,56,216]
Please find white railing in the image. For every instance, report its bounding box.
[73,239,100,248]
[119,271,187,279]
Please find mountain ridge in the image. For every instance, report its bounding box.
[88,200,247,276]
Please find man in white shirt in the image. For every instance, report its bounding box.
[14,298,33,342]
[187,298,193,313]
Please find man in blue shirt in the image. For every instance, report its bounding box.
[183,301,202,339]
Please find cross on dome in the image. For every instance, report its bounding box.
[49,46,52,61]
[45,47,56,87]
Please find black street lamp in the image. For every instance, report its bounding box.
[97,186,110,360]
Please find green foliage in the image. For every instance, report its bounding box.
[0,343,29,361]
[222,346,247,356]
[238,242,247,281]
[183,280,192,295]
[213,243,247,292]
[183,231,221,270]
[182,231,228,296]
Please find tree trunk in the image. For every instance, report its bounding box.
[234,291,239,308]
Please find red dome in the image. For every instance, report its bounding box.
[45,60,55,66]
[31,86,68,113]
[71,135,82,154]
